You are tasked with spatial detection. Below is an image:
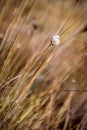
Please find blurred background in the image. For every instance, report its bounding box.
[0,0,87,130]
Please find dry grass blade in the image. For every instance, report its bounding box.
[60,8,87,36]
[58,0,80,35]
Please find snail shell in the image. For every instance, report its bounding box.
[50,34,60,46]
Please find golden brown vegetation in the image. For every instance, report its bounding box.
[0,0,87,130]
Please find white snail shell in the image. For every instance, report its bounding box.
[50,34,60,46]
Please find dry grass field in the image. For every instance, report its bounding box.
[0,0,87,130]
